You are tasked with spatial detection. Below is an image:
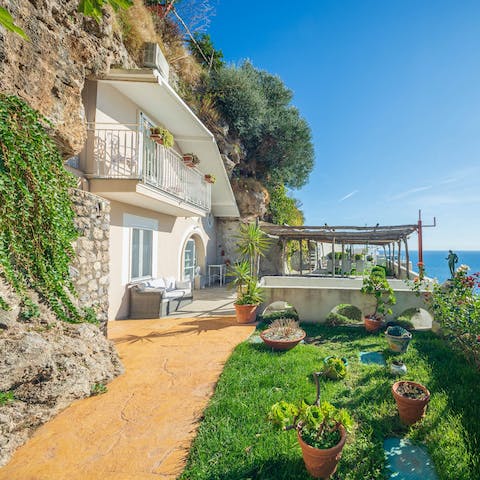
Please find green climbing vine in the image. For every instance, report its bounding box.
[0,94,83,322]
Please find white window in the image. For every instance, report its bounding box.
[131,228,153,280]
[123,214,158,284]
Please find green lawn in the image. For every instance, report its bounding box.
[180,325,480,480]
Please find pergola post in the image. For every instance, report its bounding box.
[341,243,345,276]
[392,242,396,277]
[281,239,286,275]
[397,240,402,278]
[404,237,410,279]
[388,243,392,272]
[331,237,336,277]
[299,239,303,276]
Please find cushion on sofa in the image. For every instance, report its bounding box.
[164,276,176,291]
[147,278,167,289]
[175,280,191,290]
[163,289,187,299]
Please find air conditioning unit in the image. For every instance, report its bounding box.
[143,43,170,82]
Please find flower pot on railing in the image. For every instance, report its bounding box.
[183,153,200,167]
[204,174,216,184]
[149,126,174,147]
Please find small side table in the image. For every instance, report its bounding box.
[208,264,226,286]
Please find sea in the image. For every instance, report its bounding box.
[406,250,480,283]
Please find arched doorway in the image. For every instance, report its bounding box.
[181,234,206,285]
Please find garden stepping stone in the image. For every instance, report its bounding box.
[384,437,438,479]
[248,334,263,344]
[359,351,386,365]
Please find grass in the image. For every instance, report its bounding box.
[180,325,480,480]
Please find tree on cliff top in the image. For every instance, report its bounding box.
[209,61,314,189]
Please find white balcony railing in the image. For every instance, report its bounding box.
[89,123,211,212]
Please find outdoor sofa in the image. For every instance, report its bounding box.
[129,277,193,319]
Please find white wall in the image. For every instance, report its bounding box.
[96,83,139,126]
[108,200,216,319]
[95,83,183,153]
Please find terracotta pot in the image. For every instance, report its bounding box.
[234,303,258,324]
[392,381,430,425]
[297,425,347,479]
[150,134,164,145]
[364,316,382,332]
[260,329,305,351]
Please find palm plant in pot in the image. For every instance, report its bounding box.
[227,260,263,323]
[260,318,306,351]
[228,223,271,324]
[268,373,353,479]
[360,266,396,332]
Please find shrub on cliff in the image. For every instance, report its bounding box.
[209,61,314,189]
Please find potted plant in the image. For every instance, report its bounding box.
[360,266,396,332]
[321,356,348,380]
[392,380,430,425]
[390,359,407,376]
[260,318,306,351]
[182,153,200,167]
[204,174,216,184]
[234,277,264,324]
[228,261,262,324]
[228,223,271,324]
[268,373,353,478]
[385,326,412,353]
[149,126,174,147]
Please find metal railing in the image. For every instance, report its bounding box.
[89,123,211,211]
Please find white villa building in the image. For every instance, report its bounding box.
[69,44,239,319]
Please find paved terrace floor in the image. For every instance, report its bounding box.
[0,293,254,480]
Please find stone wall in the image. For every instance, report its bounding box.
[216,218,242,268]
[70,189,110,334]
[216,219,284,276]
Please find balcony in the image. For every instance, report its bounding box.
[86,123,211,216]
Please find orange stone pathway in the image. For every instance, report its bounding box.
[0,316,255,480]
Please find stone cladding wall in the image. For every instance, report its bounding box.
[70,189,110,334]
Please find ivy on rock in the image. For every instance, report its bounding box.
[0,94,88,323]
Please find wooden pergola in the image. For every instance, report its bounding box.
[260,222,422,279]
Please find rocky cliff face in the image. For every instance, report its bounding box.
[231,178,269,220]
[0,278,123,467]
[0,1,132,466]
[0,0,134,157]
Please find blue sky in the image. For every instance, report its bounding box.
[207,0,480,250]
